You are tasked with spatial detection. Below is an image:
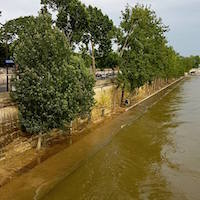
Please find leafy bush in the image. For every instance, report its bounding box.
[11,12,95,134]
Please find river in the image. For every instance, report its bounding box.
[40,77,200,200]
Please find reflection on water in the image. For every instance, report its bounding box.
[43,77,200,200]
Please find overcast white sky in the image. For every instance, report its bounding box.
[0,0,199,56]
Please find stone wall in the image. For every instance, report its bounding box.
[0,81,120,161]
[0,78,179,161]
[0,93,19,161]
[72,78,176,131]
[92,83,121,121]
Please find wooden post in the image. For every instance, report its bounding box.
[91,40,96,75]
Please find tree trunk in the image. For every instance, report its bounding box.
[121,85,125,106]
[91,40,96,75]
[37,132,42,151]
[112,87,117,112]
[88,113,91,124]
[70,121,73,135]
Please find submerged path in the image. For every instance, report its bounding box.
[42,77,200,200]
[1,77,200,200]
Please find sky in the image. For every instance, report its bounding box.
[0,0,199,56]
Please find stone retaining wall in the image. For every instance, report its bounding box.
[0,78,181,161]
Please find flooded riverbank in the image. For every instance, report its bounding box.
[1,77,200,200]
[41,77,200,200]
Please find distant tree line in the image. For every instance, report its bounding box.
[0,11,7,67]
[0,2,199,149]
[116,5,200,103]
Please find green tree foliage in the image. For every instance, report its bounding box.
[41,0,88,46]
[181,55,200,71]
[1,16,36,60]
[118,5,168,91]
[117,4,193,104]
[42,0,115,71]
[193,56,200,68]
[161,47,184,79]
[0,13,35,66]
[84,5,115,72]
[11,12,95,135]
[0,12,6,67]
[4,16,35,44]
[0,43,6,67]
[96,52,121,70]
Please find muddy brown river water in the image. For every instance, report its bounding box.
[40,77,200,200]
[0,77,199,200]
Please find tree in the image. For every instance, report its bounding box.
[117,5,168,104]
[83,5,115,74]
[117,4,195,106]
[96,52,121,70]
[11,12,95,150]
[0,12,6,67]
[3,16,35,43]
[0,14,34,65]
[0,43,6,67]
[42,0,88,46]
[0,16,36,63]
[194,56,200,68]
[42,0,115,73]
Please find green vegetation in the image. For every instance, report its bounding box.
[41,0,88,46]
[85,5,114,73]
[0,43,6,67]
[0,11,6,67]
[0,1,199,148]
[118,5,168,92]
[42,0,115,73]
[96,52,121,70]
[11,11,95,149]
[117,5,199,104]
[181,56,200,71]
